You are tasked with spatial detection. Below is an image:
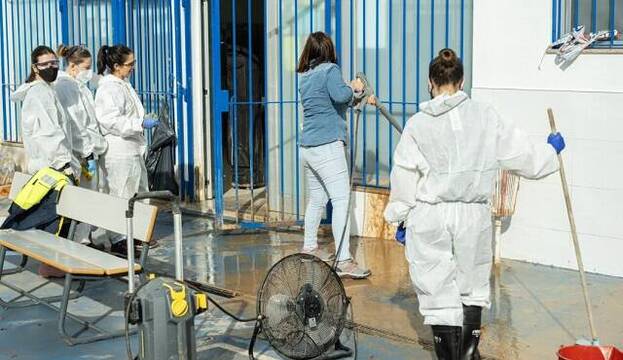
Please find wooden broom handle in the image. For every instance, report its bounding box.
[547,108,557,133]
[547,108,598,343]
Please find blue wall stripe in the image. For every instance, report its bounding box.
[279,0,285,215]
[295,0,300,219]
[183,0,194,199]
[362,0,367,185]
[0,1,6,140]
[232,0,240,209]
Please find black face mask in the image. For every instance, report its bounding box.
[38,67,59,83]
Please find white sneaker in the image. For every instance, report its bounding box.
[336,259,371,279]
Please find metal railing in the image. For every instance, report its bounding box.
[0,0,196,199]
[211,0,474,223]
[0,0,65,142]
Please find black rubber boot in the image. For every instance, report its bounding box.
[431,325,461,360]
[461,305,482,360]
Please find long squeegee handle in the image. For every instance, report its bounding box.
[547,108,598,343]
[355,71,403,133]
[376,102,403,134]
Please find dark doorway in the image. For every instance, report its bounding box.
[220,0,266,192]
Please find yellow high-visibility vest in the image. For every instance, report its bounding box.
[14,168,70,210]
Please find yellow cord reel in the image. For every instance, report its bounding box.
[163,283,188,317]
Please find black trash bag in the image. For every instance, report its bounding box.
[145,100,179,195]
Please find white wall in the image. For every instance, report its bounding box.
[472,0,623,277]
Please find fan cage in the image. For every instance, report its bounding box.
[257,253,349,360]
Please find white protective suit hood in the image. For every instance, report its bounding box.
[11,81,38,102]
[11,80,81,178]
[419,90,469,117]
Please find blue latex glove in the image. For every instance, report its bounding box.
[395,222,406,246]
[142,116,160,129]
[87,159,97,176]
[547,132,565,154]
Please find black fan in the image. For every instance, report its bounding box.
[249,253,353,359]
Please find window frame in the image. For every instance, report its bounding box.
[552,0,622,49]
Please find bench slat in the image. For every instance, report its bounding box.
[0,229,140,276]
[8,172,29,201]
[14,229,139,275]
[57,185,158,243]
[0,230,105,275]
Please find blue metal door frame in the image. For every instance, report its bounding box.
[209,0,338,226]
[209,0,229,223]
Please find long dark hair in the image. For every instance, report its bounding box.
[97,44,133,75]
[296,32,337,73]
[57,44,91,66]
[429,48,463,87]
[26,45,55,83]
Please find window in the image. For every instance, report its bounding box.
[553,0,623,48]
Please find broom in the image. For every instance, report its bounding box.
[547,109,623,360]
[491,170,520,265]
[547,108,598,343]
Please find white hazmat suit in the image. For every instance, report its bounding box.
[94,74,148,199]
[384,91,559,326]
[55,71,108,159]
[55,71,108,186]
[11,80,80,178]
[55,71,109,245]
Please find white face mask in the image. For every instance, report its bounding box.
[76,69,93,84]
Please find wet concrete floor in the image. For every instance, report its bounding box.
[1,212,622,359]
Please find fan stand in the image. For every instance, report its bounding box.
[247,317,354,360]
[247,319,262,360]
[315,340,353,360]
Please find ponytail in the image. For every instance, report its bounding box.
[96,45,110,75]
[57,44,69,58]
[57,44,91,67]
[97,44,133,75]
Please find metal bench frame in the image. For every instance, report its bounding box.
[0,173,156,345]
[0,234,152,345]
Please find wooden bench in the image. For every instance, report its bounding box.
[0,172,158,345]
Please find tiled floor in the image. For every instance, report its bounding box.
[0,214,621,359]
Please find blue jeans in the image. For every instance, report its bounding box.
[300,141,351,262]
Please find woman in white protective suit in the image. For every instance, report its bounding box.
[11,45,80,181]
[54,44,108,245]
[94,45,159,256]
[55,44,107,188]
[384,49,566,360]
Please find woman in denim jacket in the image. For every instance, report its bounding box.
[297,32,370,279]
